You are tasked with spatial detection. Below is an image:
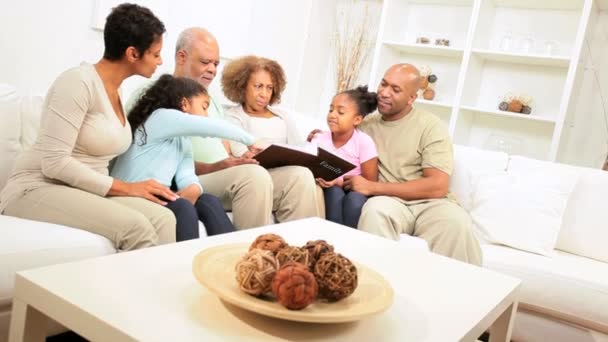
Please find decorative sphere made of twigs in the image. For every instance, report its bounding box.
[313,252,358,301]
[249,233,287,254]
[235,248,279,296]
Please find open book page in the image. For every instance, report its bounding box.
[253,143,355,181]
[271,142,318,155]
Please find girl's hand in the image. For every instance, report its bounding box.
[316,177,343,188]
[307,129,323,142]
[177,184,202,205]
[245,143,264,158]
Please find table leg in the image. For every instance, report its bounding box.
[489,301,518,342]
[8,298,48,342]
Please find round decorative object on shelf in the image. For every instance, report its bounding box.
[423,88,436,100]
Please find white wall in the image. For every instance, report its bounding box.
[0,0,314,110]
[0,0,104,96]
[558,9,608,168]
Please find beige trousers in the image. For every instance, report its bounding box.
[3,184,176,251]
[358,196,482,266]
[198,164,323,230]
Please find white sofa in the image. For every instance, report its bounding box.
[452,145,608,342]
[1,85,607,341]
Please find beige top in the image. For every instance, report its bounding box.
[359,106,454,203]
[224,104,304,157]
[0,63,132,213]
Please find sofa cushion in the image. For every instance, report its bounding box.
[19,94,43,149]
[0,85,22,191]
[470,167,577,256]
[508,156,608,263]
[0,215,116,308]
[483,244,608,329]
[557,167,608,263]
[451,145,510,211]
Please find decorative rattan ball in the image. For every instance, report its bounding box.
[521,105,532,114]
[508,100,523,113]
[235,249,278,296]
[249,233,287,254]
[276,246,311,269]
[423,88,435,100]
[419,77,429,90]
[303,240,334,267]
[498,101,509,111]
[313,252,358,301]
[271,261,318,310]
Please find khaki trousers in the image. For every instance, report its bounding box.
[3,185,176,251]
[198,165,323,230]
[358,196,482,266]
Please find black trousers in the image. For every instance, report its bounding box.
[165,194,235,241]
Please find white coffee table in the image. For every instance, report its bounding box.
[9,218,520,342]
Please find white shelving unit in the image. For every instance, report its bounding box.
[368,0,596,161]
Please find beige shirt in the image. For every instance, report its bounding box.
[0,63,132,212]
[359,106,454,202]
[224,104,304,157]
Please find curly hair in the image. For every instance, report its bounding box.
[128,74,207,145]
[341,85,378,117]
[221,55,287,105]
[103,3,166,61]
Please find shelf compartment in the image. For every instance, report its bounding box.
[454,108,555,159]
[461,55,567,122]
[471,48,570,68]
[384,41,464,58]
[417,99,453,110]
[473,0,583,57]
[382,1,473,49]
[459,105,556,124]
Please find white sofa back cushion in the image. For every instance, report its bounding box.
[509,157,608,263]
[508,156,608,262]
[451,145,510,211]
[557,168,608,263]
[470,165,578,256]
[0,85,22,191]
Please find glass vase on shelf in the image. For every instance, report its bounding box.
[483,134,523,155]
[519,36,534,54]
[543,40,560,56]
[498,31,513,52]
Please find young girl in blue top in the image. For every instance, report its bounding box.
[112,75,258,240]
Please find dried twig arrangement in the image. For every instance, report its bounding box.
[333,1,373,93]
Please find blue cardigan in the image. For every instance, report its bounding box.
[111,108,255,192]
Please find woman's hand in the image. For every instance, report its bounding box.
[110,179,178,205]
[316,177,343,188]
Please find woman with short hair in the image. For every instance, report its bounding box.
[222,55,323,223]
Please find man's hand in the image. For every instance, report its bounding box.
[316,177,343,188]
[307,129,323,142]
[176,184,201,205]
[221,156,258,168]
[343,175,375,196]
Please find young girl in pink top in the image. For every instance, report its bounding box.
[310,86,378,228]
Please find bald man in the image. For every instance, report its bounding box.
[344,64,482,266]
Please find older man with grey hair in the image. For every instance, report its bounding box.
[125,27,323,229]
